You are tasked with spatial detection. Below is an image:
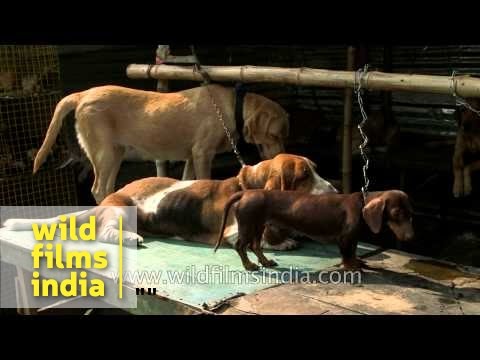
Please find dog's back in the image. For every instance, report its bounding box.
[237,190,360,238]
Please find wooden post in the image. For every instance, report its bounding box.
[154,45,170,177]
[126,64,480,98]
[342,47,356,194]
[155,45,170,92]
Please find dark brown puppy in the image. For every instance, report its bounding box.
[215,190,414,271]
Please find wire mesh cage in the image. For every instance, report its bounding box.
[0,45,77,206]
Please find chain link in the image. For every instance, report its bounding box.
[203,83,246,167]
[354,64,370,202]
[191,45,246,168]
[451,70,480,116]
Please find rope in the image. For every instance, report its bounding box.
[451,70,480,116]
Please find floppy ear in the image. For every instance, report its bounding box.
[264,164,295,191]
[362,197,385,234]
[264,175,281,190]
[243,94,272,144]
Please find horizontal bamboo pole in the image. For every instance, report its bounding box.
[127,63,480,98]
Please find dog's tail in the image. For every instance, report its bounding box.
[33,92,82,174]
[214,191,244,252]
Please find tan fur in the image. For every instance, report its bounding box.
[33,84,289,203]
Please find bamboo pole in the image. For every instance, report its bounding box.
[342,47,356,194]
[127,63,480,98]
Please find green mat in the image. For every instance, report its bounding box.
[0,228,376,311]
[135,237,377,310]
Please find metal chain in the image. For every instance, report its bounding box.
[203,83,246,167]
[451,70,480,116]
[354,64,370,202]
[190,45,246,167]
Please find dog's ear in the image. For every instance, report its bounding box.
[264,175,281,190]
[264,164,295,191]
[243,94,272,144]
[362,197,385,234]
[272,159,312,191]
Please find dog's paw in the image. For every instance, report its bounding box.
[99,228,143,247]
[261,259,278,268]
[262,238,299,251]
[453,180,464,198]
[244,262,260,271]
[123,231,144,247]
[342,258,365,271]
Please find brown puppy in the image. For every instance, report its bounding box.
[215,190,414,271]
[453,97,480,197]
[32,84,289,203]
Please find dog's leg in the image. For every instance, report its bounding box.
[105,146,125,195]
[76,115,115,204]
[235,241,259,271]
[261,225,299,251]
[155,161,168,177]
[464,160,480,196]
[453,167,464,198]
[96,204,143,246]
[339,236,363,271]
[236,218,260,271]
[182,158,195,180]
[91,155,116,203]
[452,132,465,197]
[192,150,214,179]
[251,226,278,268]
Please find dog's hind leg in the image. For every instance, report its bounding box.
[105,145,125,195]
[235,221,260,271]
[75,113,114,204]
[251,227,278,268]
[464,160,480,196]
[182,157,195,180]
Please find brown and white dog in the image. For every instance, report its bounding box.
[32,84,290,203]
[453,98,480,197]
[215,190,414,271]
[3,154,338,250]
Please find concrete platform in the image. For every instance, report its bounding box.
[218,250,480,315]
